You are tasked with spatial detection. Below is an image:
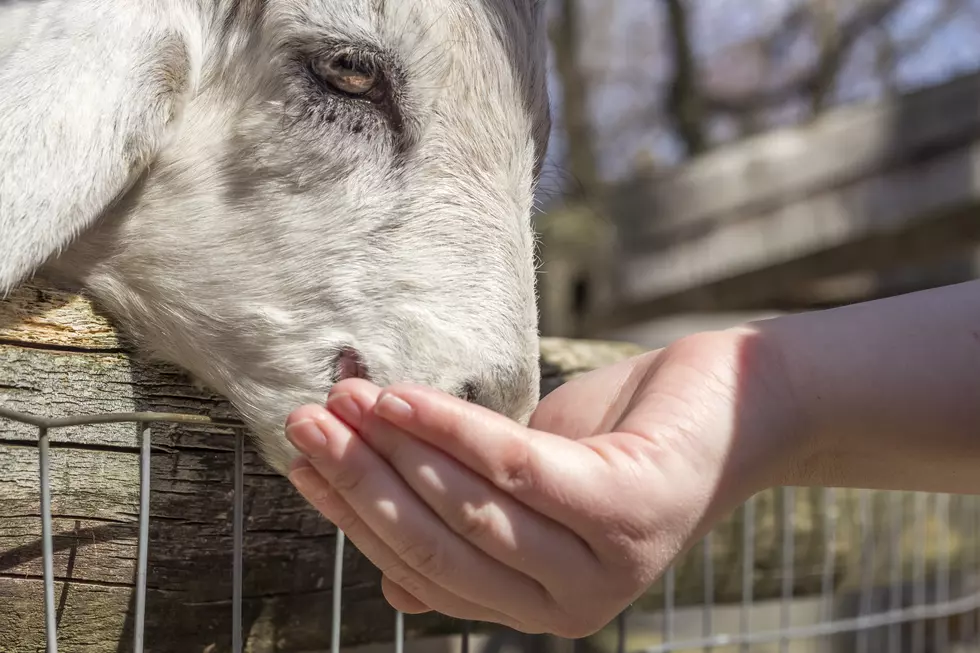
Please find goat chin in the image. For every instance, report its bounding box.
[0,0,552,474]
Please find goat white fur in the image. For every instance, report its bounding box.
[0,0,552,474]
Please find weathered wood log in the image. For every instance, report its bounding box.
[2,281,978,653]
[0,280,646,653]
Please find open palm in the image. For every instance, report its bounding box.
[283,330,792,636]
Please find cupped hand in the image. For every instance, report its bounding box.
[283,329,800,638]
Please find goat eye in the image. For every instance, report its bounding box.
[312,53,379,97]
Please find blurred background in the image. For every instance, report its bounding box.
[533,0,980,349]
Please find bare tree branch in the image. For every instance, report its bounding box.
[873,24,900,96]
[549,0,601,199]
[662,0,709,156]
[888,0,962,59]
[810,0,844,114]
[704,0,904,115]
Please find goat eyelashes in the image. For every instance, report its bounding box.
[298,43,407,137]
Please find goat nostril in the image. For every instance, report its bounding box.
[335,346,369,382]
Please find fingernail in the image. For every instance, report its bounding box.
[376,392,414,423]
[328,393,361,426]
[285,418,326,456]
[288,466,320,494]
[289,456,312,473]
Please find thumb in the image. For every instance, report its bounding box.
[530,350,660,439]
[367,382,619,530]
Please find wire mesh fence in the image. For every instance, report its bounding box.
[1,403,979,653]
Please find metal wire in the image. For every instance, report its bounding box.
[395,610,405,653]
[3,403,980,653]
[233,429,245,653]
[333,528,346,653]
[461,615,472,653]
[38,426,57,653]
[701,532,714,653]
[856,490,874,653]
[821,487,839,626]
[639,593,980,653]
[663,566,675,645]
[935,493,951,653]
[961,497,978,646]
[0,404,244,429]
[738,495,755,653]
[133,423,151,653]
[616,610,627,653]
[779,486,794,653]
[887,491,904,653]
[912,492,928,653]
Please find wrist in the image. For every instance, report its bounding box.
[666,326,809,513]
[708,280,980,497]
[739,284,980,495]
[717,323,818,494]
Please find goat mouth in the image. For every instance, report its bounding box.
[335,346,370,382]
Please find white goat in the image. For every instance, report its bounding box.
[0,0,552,475]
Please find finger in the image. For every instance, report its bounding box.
[284,406,559,625]
[381,576,432,614]
[327,377,382,422]
[286,459,529,629]
[530,349,661,439]
[327,388,598,594]
[367,383,614,531]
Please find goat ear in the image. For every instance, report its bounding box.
[0,4,196,293]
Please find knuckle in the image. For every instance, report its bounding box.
[455,502,496,541]
[376,430,407,463]
[304,483,334,508]
[329,464,367,494]
[495,438,535,494]
[330,504,361,534]
[381,572,436,611]
[395,539,447,578]
[380,563,425,597]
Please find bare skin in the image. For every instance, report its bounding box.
[283,279,980,637]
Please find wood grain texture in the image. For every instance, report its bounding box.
[2,280,977,652]
[0,280,645,653]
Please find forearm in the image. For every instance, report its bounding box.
[753,280,980,495]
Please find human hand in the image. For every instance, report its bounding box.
[284,329,800,637]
